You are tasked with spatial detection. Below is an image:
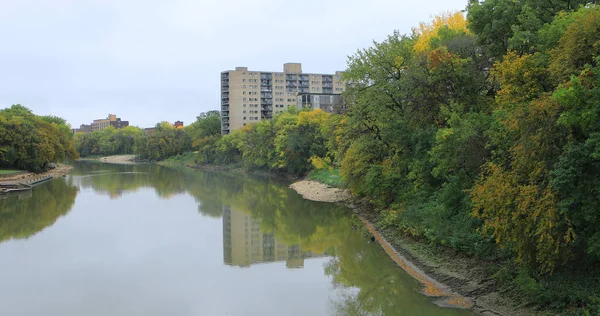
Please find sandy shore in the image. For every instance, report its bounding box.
[289,180,351,202]
[79,155,139,164]
[0,164,72,183]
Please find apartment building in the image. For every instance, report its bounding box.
[220,63,345,134]
[89,114,129,132]
[71,124,91,134]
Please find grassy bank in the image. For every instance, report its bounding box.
[0,169,23,175]
[307,168,344,188]
[158,152,197,166]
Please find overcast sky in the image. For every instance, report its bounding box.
[0,0,468,128]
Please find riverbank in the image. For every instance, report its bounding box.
[155,157,531,314]
[0,164,72,184]
[289,180,350,202]
[289,180,537,316]
[78,155,139,164]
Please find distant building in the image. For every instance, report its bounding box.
[297,93,343,113]
[144,127,156,136]
[174,121,184,129]
[220,63,346,134]
[88,114,129,132]
[71,124,91,134]
[110,118,129,129]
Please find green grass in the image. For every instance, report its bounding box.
[307,168,344,188]
[159,151,198,166]
[0,169,23,175]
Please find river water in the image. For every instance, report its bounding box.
[0,162,473,316]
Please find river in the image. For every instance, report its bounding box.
[0,162,474,316]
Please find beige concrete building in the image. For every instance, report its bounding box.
[220,63,345,134]
[222,206,320,268]
[90,114,129,132]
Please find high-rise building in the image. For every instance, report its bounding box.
[220,63,345,134]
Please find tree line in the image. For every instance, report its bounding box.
[74,110,221,161]
[188,2,600,311]
[0,105,78,172]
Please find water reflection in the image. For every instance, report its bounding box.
[0,177,78,242]
[22,163,470,315]
[223,206,324,268]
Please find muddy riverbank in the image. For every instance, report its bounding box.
[0,164,72,184]
[289,179,537,316]
[78,155,140,164]
[289,180,351,202]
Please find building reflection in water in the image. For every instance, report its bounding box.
[222,206,320,269]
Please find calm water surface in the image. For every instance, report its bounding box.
[0,162,473,316]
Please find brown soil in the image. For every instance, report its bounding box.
[289,180,351,202]
[0,164,72,184]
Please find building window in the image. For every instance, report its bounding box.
[243,117,246,120]
[243,98,247,101]
[242,79,246,82]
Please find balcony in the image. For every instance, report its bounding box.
[260,73,272,79]
[261,93,272,98]
[286,82,298,88]
[221,106,229,111]
[261,99,273,105]
[322,76,333,82]
[261,88,272,93]
[221,87,229,92]
[299,75,309,81]
[222,111,230,117]
[286,75,297,80]
[322,83,333,88]
[286,88,297,93]
[261,80,272,86]
[299,88,309,93]
[261,105,273,111]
